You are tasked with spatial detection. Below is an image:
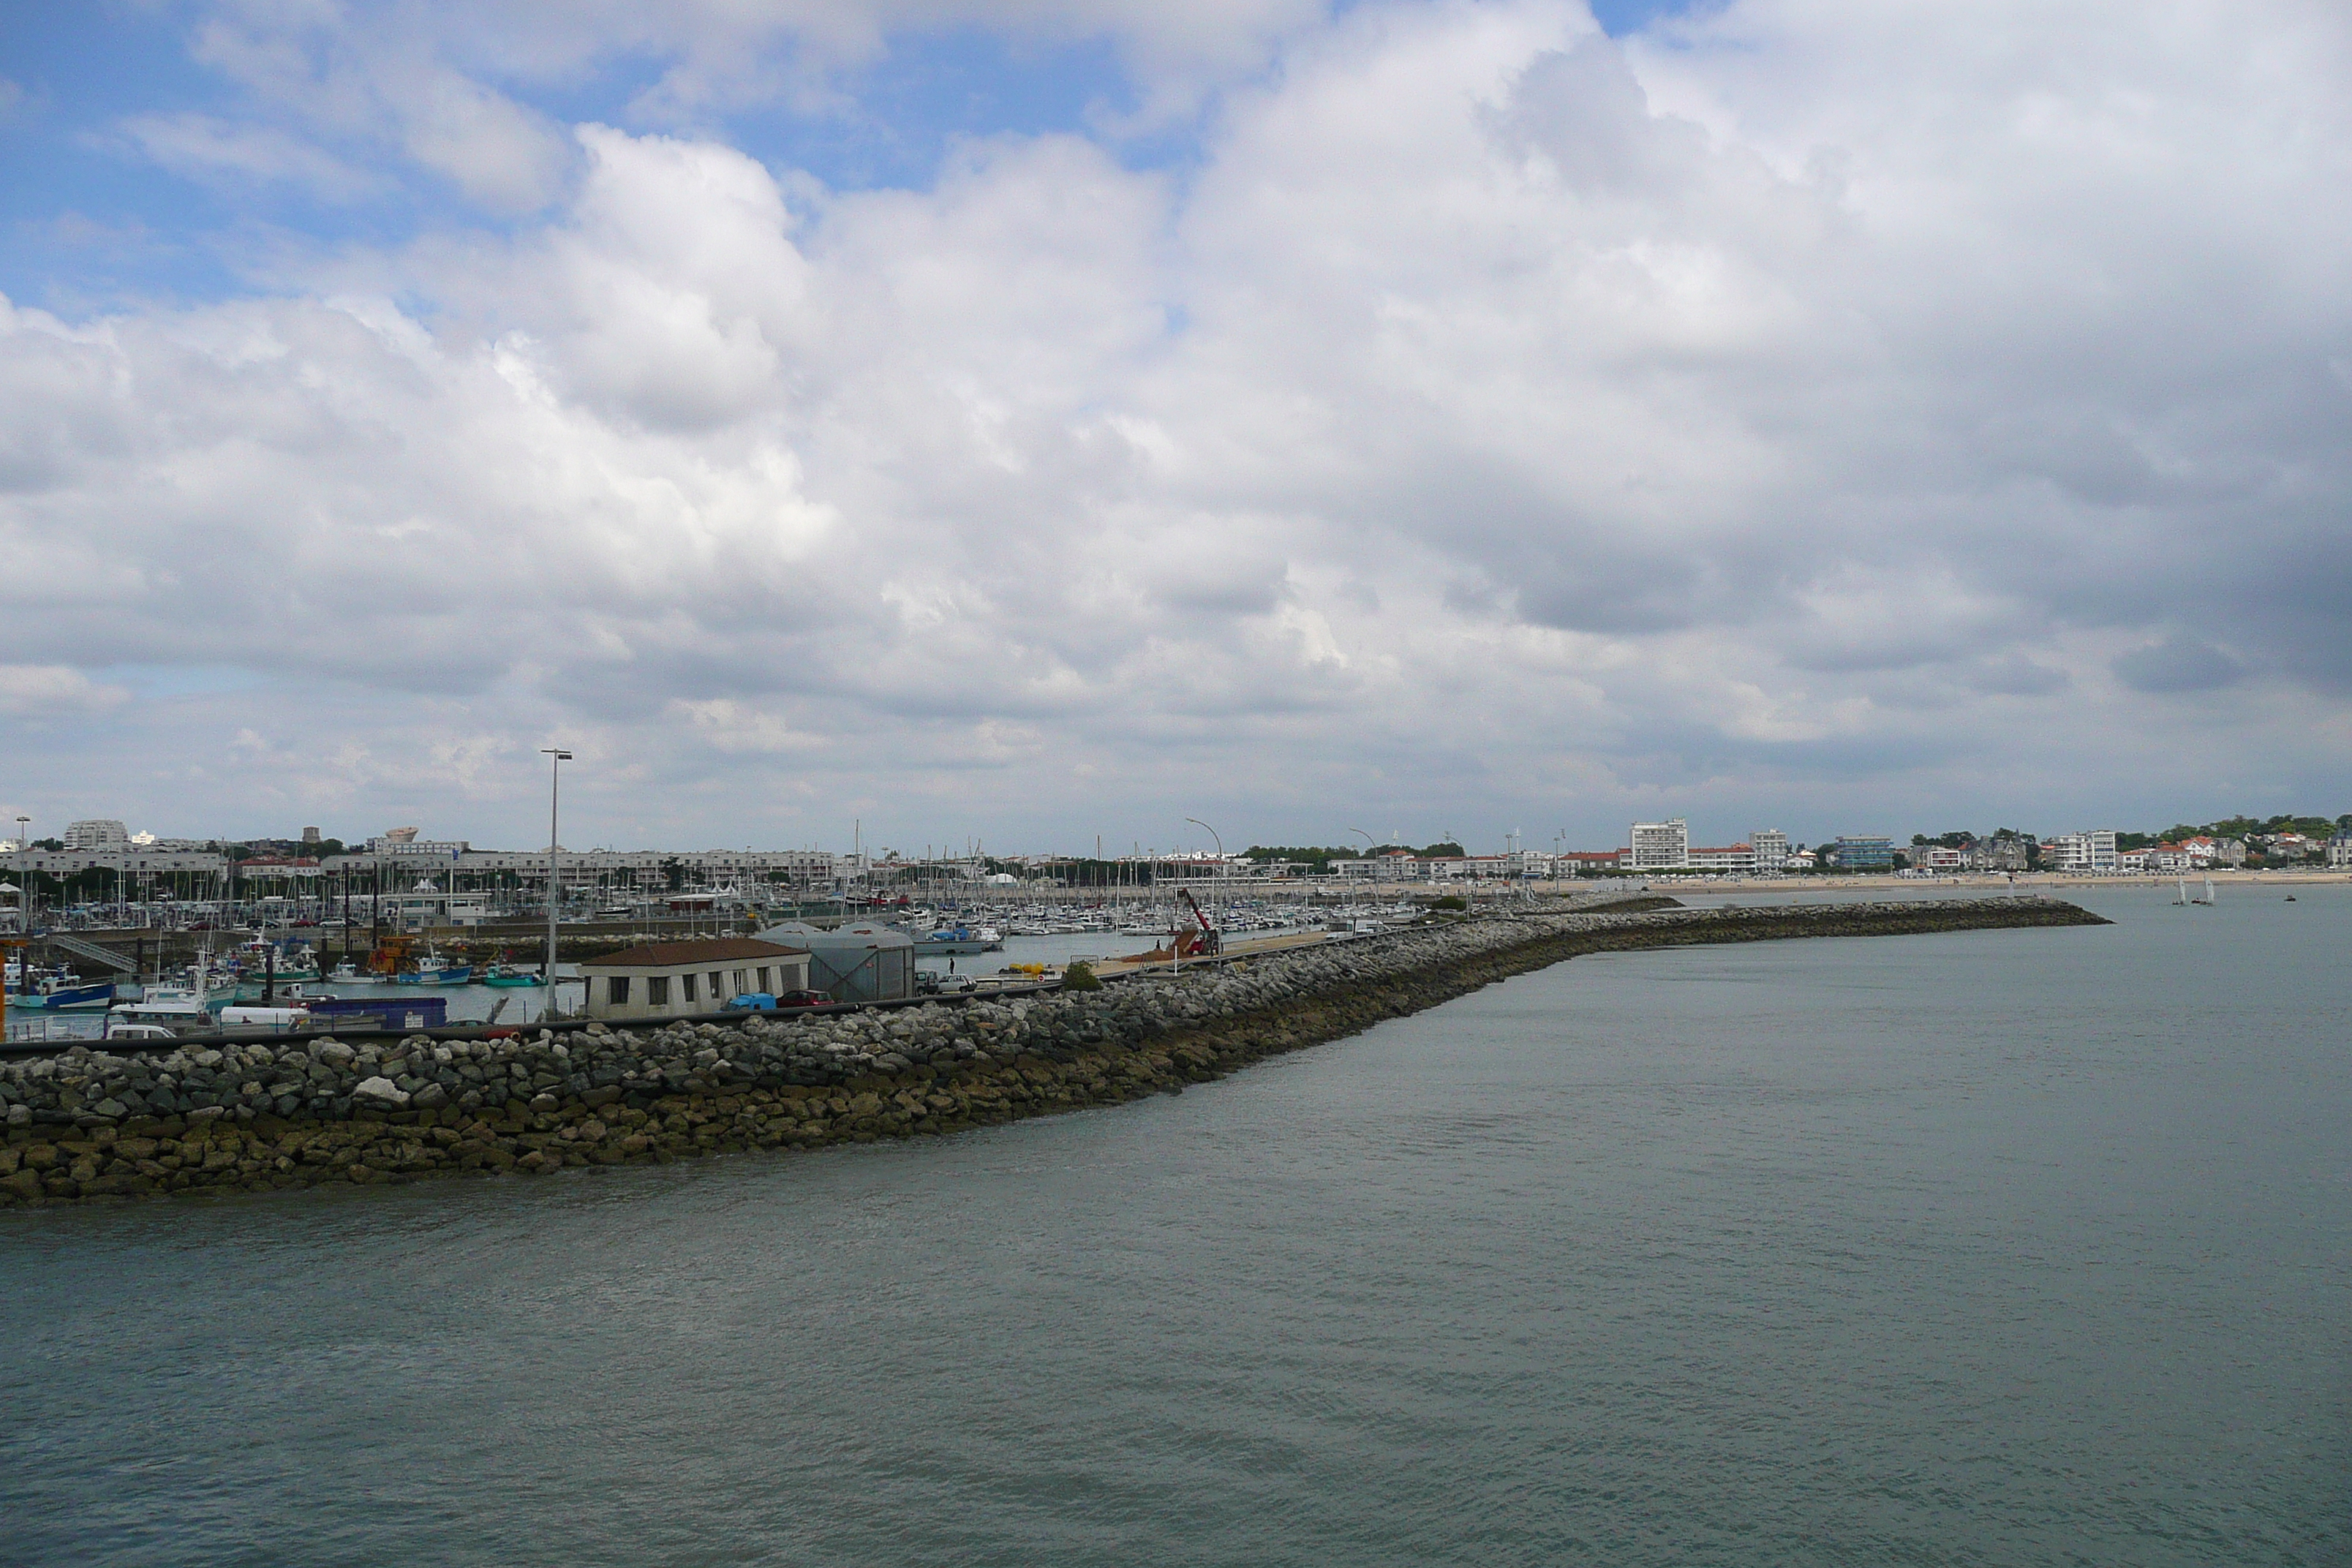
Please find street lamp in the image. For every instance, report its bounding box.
[14,816,29,935]
[542,748,571,1020]
[1184,816,1223,892]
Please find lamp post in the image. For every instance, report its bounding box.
[542,748,571,1020]
[15,815,29,937]
[1346,827,1373,901]
[1185,817,1222,888]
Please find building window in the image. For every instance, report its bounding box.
[681,973,696,1003]
[756,967,771,992]
[608,976,630,1006]
[710,971,723,1000]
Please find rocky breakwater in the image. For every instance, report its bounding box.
[0,897,2105,1207]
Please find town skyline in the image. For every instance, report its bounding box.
[6,2,2351,851]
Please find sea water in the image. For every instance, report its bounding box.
[1,887,2343,1565]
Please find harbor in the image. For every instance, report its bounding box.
[0,895,2110,1206]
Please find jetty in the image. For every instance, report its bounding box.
[0,897,2107,1206]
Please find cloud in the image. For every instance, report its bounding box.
[0,665,130,716]
[6,0,2352,847]
[116,113,385,201]
[2112,635,2247,695]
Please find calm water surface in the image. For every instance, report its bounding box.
[3,888,2346,1565]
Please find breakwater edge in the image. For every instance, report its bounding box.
[0,897,2108,1207]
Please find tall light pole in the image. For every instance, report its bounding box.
[15,816,29,935]
[543,748,571,1020]
[1185,818,1222,889]
[1345,828,1373,902]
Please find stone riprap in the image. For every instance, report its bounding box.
[0,897,2106,1207]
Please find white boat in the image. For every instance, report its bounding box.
[108,984,215,1027]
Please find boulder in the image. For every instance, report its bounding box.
[350,1077,411,1111]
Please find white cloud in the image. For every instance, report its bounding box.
[8,0,2352,847]
[0,666,129,716]
[116,112,385,200]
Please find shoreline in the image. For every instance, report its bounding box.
[1,897,2108,1210]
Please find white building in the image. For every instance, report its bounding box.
[2048,830,2119,872]
[64,819,130,851]
[581,937,813,1021]
[1627,819,1690,871]
[1687,844,1756,872]
[1751,830,1790,872]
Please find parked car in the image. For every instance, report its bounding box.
[776,989,833,1008]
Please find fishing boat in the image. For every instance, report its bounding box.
[232,938,319,982]
[12,978,117,1012]
[230,979,333,1004]
[911,924,1004,956]
[394,946,475,984]
[108,984,216,1029]
[483,963,546,988]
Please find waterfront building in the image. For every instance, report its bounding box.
[758,920,916,1003]
[1628,820,1690,871]
[1687,844,1756,872]
[582,937,813,1022]
[2264,832,2318,863]
[2048,831,2119,873]
[2330,832,2352,869]
[1833,835,1894,871]
[1560,851,1624,875]
[369,831,472,859]
[1974,834,2031,872]
[1751,830,1790,872]
[64,819,130,851]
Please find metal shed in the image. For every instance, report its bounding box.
[757,921,916,1004]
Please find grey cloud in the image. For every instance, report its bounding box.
[1967,655,2071,696]
[1495,36,1712,197]
[2112,635,2246,694]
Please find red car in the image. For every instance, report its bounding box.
[776,989,833,1008]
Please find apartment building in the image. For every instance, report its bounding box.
[1627,819,1691,870]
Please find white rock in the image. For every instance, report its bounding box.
[351,1075,410,1109]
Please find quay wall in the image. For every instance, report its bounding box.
[0,898,2107,1207]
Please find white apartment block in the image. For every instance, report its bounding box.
[1750,829,1790,872]
[1628,819,1690,870]
[63,819,131,850]
[2048,830,2119,872]
[1687,844,1756,872]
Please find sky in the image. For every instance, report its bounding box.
[1,0,2348,859]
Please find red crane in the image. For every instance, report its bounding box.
[1175,888,1222,958]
